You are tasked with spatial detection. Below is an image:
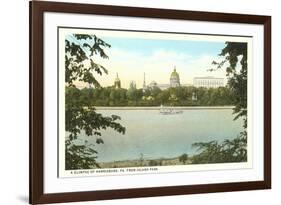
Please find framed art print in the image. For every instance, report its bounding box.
[30,1,271,204]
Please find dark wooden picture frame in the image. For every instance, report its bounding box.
[30,1,271,204]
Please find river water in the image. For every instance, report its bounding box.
[75,108,244,162]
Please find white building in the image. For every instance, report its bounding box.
[148,81,170,90]
[144,67,183,90]
[193,76,224,88]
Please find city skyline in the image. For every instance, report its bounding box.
[67,30,232,89]
[76,70,225,90]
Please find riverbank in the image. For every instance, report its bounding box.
[95,106,235,110]
[98,157,192,168]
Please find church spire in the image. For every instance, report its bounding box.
[114,72,121,89]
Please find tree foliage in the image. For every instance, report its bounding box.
[192,42,248,164]
[65,140,100,170]
[66,85,235,107]
[65,34,125,170]
[212,42,248,128]
[179,153,188,164]
[191,135,247,164]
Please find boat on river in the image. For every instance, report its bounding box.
[159,105,183,115]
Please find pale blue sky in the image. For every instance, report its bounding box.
[102,36,225,58]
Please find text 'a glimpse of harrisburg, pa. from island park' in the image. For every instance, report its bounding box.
[59,27,252,177]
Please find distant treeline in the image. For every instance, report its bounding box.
[66,85,235,107]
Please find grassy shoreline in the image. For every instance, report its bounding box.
[98,156,192,168]
[95,106,235,110]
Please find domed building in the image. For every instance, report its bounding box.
[144,67,184,90]
[170,67,180,87]
[114,73,121,89]
[149,80,158,88]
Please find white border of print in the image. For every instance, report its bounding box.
[44,12,263,194]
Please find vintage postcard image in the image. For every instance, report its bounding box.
[58,28,252,177]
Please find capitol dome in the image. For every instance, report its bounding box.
[170,68,180,87]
